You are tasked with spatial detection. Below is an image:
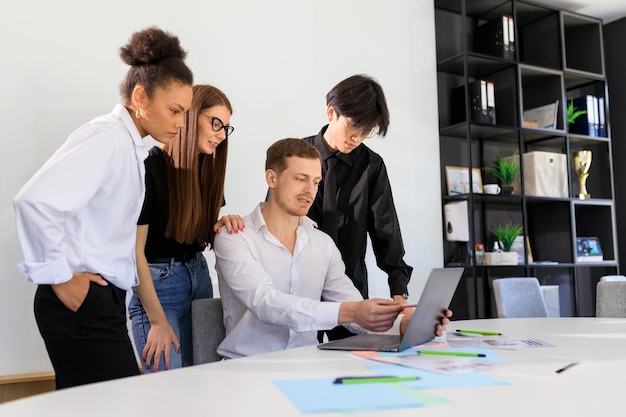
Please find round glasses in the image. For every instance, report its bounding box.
[202,114,234,136]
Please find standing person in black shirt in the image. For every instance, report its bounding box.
[304,74,413,341]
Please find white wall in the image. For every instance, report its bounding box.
[0,0,442,376]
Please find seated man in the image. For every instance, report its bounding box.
[214,138,450,359]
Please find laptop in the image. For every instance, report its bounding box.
[317,267,463,352]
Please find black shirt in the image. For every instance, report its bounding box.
[138,147,203,260]
[303,126,412,298]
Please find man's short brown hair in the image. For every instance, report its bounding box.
[265,138,322,174]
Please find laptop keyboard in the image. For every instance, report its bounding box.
[367,335,401,351]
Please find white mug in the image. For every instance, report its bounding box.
[483,184,501,195]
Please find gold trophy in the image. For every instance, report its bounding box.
[573,150,592,199]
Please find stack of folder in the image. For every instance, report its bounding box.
[474,15,515,60]
[450,79,496,125]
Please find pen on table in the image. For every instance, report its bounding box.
[333,376,420,384]
[456,329,502,336]
[416,349,486,358]
[555,362,579,374]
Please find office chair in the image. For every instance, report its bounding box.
[596,281,626,318]
[540,285,560,317]
[492,277,549,318]
[191,298,226,364]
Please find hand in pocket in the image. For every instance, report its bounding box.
[52,272,109,312]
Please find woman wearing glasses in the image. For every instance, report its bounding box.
[129,84,242,372]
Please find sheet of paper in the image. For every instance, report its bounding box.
[446,333,555,350]
[500,356,587,378]
[273,377,427,413]
[353,347,502,374]
[385,354,494,374]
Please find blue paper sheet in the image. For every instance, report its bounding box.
[274,377,424,413]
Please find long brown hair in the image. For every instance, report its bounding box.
[163,84,231,248]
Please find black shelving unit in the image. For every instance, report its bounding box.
[604,17,626,273]
[435,0,618,319]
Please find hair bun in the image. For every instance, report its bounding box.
[120,26,187,66]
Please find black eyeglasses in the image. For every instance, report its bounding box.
[202,114,234,136]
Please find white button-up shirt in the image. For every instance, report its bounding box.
[14,104,148,290]
[215,203,366,359]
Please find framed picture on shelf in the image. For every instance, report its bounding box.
[510,235,534,264]
[522,100,559,129]
[445,166,483,195]
[576,237,603,262]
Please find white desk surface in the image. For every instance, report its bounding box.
[1,317,625,416]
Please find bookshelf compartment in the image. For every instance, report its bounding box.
[561,11,604,76]
[574,203,616,262]
[519,65,564,131]
[517,2,561,69]
[526,200,573,264]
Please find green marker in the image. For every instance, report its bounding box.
[416,349,486,358]
[456,329,502,336]
[333,376,419,384]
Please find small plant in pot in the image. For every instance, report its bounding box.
[483,150,519,195]
[490,221,523,265]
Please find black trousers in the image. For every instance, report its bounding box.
[34,282,140,389]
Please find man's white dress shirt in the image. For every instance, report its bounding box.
[215,203,366,359]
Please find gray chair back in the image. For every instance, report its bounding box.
[600,275,626,282]
[596,281,626,318]
[191,298,226,364]
[540,285,560,317]
[492,277,548,318]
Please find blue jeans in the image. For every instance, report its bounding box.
[129,252,213,372]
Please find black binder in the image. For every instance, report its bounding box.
[474,15,515,60]
[486,81,496,124]
[450,80,496,125]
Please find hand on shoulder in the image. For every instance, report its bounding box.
[214,214,245,234]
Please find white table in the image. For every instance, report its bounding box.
[1,318,625,416]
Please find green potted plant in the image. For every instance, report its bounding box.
[483,150,520,195]
[489,221,523,265]
[567,99,587,126]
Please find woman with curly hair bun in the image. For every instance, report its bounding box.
[129,84,244,372]
[13,26,193,389]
